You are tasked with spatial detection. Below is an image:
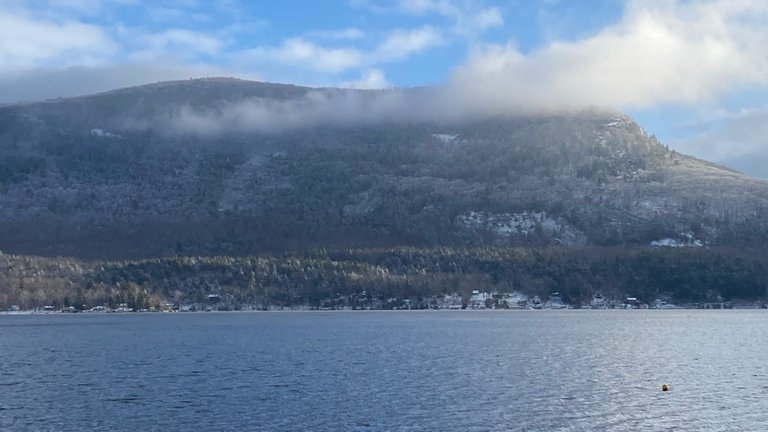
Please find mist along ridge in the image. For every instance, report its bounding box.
[1,247,767,312]
[1,78,768,310]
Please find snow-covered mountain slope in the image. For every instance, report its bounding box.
[0,78,766,258]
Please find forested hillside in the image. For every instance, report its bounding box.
[1,247,765,310]
[1,78,767,259]
[1,78,768,309]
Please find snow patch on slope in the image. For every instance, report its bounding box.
[650,232,704,248]
[432,133,459,143]
[458,210,587,245]
[90,128,122,138]
[603,115,635,129]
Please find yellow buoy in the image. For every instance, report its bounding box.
[662,384,669,392]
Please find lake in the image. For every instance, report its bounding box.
[1,310,767,431]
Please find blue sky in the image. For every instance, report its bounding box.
[1,0,768,176]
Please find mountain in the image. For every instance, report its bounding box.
[1,77,767,259]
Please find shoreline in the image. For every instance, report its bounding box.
[2,306,766,316]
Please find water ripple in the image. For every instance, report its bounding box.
[1,310,767,431]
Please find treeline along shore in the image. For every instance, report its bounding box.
[1,246,766,311]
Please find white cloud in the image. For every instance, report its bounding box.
[0,8,117,70]
[162,87,439,135]
[339,69,391,89]
[448,0,768,113]
[396,0,503,34]
[241,26,442,76]
[373,26,443,61]
[464,7,503,33]
[131,29,225,60]
[351,0,502,35]
[0,2,253,102]
[242,38,364,73]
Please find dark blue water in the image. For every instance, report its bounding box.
[1,311,767,431]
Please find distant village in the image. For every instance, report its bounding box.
[4,290,765,314]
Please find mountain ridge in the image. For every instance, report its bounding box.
[1,78,767,259]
